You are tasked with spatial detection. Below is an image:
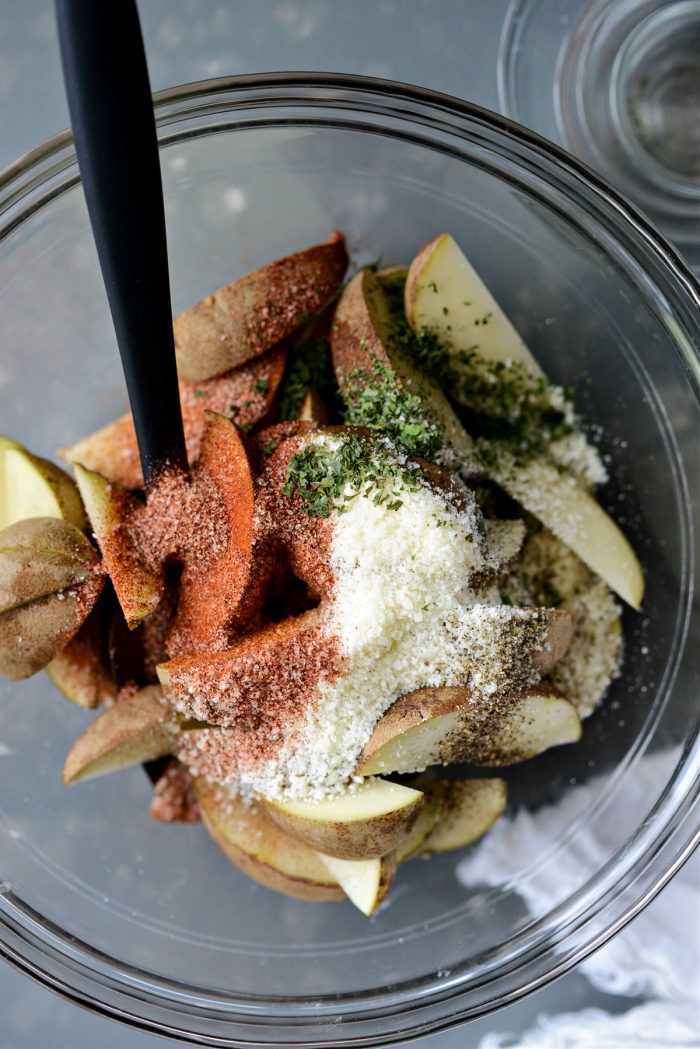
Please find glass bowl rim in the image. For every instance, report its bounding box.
[0,72,698,1047]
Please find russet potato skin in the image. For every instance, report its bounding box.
[174,232,348,382]
[62,685,176,785]
[203,816,345,902]
[196,780,345,901]
[0,517,103,679]
[419,779,507,855]
[331,269,392,391]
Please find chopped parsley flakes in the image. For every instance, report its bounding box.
[342,357,441,461]
[283,433,422,518]
[278,336,342,421]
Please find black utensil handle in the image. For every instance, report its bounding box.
[55,0,187,486]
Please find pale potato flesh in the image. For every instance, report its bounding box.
[316,851,396,915]
[405,233,544,378]
[63,685,177,784]
[420,779,507,854]
[356,687,582,776]
[0,434,87,532]
[264,777,424,859]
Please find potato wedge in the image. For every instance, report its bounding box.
[402,235,643,608]
[489,452,644,610]
[316,851,396,915]
[0,517,98,615]
[264,777,424,859]
[395,782,447,863]
[175,232,348,381]
[420,779,507,854]
[405,233,544,377]
[331,268,480,476]
[61,346,287,489]
[63,685,178,784]
[0,434,87,531]
[74,463,163,629]
[356,686,582,775]
[166,413,259,656]
[46,608,116,709]
[196,778,344,901]
[0,518,103,680]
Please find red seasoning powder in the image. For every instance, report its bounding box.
[161,428,346,782]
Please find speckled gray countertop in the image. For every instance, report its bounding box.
[0,3,697,1048]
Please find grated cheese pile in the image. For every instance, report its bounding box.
[244,465,562,800]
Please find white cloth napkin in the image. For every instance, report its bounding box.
[456,752,700,1047]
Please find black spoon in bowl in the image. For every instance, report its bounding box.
[55,0,188,784]
[55,0,188,486]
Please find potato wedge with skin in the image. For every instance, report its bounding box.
[0,518,103,680]
[405,233,544,378]
[0,586,103,680]
[356,686,582,776]
[331,269,481,477]
[63,685,178,785]
[158,608,333,729]
[175,232,348,382]
[395,783,447,863]
[74,464,164,629]
[316,851,396,915]
[0,434,87,531]
[490,452,644,610]
[46,608,116,709]
[402,236,643,608]
[264,778,424,859]
[196,779,344,901]
[0,517,99,615]
[166,413,259,657]
[420,779,507,855]
[61,346,287,490]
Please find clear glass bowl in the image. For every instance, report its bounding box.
[0,75,698,1047]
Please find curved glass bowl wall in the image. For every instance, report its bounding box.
[0,75,698,1046]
